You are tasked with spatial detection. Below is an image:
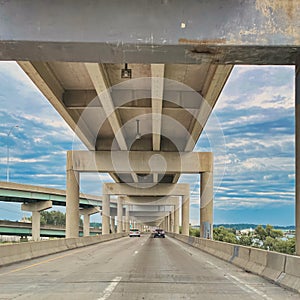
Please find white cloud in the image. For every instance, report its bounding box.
[215,196,294,210]
[217,65,294,110]
[0,62,36,88]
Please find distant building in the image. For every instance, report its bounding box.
[237,228,254,235]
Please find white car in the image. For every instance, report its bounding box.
[129,229,140,237]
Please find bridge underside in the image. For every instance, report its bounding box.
[1,0,300,251]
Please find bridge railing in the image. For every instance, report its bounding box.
[0,232,127,266]
[168,232,300,294]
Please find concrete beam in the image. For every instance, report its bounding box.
[128,204,174,211]
[84,63,138,183]
[17,62,96,150]
[85,63,128,150]
[151,64,164,183]
[103,183,189,197]
[151,64,165,151]
[185,65,233,151]
[21,201,52,212]
[125,196,180,207]
[79,207,100,216]
[129,211,168,217]
[69,150,212,173]
[131,216,167,222]
[63,90,216,110]
[1,1,300,64]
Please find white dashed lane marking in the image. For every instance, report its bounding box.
[98,276,122,300]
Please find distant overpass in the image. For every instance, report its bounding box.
[0,181,119,240]
[0,181,112,208]
[0,220,101,238]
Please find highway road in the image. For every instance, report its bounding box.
[0,235,299,299]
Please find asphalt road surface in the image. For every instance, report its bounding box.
[0,234,299,299]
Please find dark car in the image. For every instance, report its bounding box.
[153,229,165,238]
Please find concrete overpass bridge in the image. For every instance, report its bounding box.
[0,220,101,238]
[1,0,300,298]
[0,181,182,239]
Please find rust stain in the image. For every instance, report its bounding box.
[178,39,225,63]
[255,0,300,43]
[179,38,226,45]
[256,0,299,20]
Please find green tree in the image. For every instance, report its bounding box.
[213,226,238,244]
[38,211,83,227]
[189,227,200,237]
[238,234,252,246]
[255,225,267,241]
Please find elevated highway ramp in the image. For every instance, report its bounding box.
[0,235,298,299]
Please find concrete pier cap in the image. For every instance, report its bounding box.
[21,201,53,241]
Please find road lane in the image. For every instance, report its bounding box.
[0,234,299,299]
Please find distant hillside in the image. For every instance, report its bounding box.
[213,224,295,231]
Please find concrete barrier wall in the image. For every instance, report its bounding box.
[170,233,300,294]
[0,233,127,266]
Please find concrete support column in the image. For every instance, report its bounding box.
[296,60,300,255]
[83,214,90,237]
[32,211,41,241]
[117,196,123,233]
[21,200,52,241]
[171,209,175,233]
[125,207,130,232]
[182,196,190,236]
[111,216,116,233]
[66,157,80,238]
[122,216,126,231]
[200,172,214,239]
[102,194,110,235]
[174,198,180,234]
[80,207,100,237]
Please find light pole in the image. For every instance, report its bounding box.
[6,125,19,182]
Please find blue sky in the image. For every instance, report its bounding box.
[0,62,295,226]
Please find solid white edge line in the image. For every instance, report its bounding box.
[226,273,273,300]
[207,260,273,300]
[98,276,122,300]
